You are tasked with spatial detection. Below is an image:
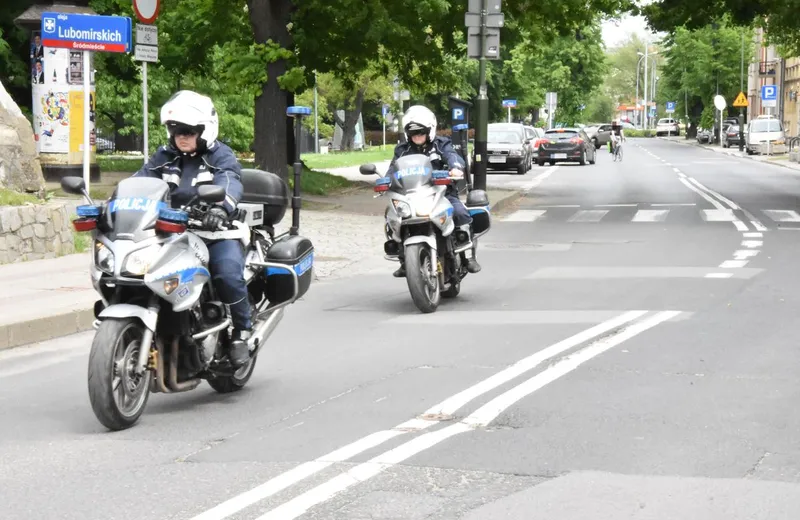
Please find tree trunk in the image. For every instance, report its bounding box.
[247,0,294,180]
[331,87,367,151]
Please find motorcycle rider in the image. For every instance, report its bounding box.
[386,105,481,278]
[133,90,251,369]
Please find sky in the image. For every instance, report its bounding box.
[601,13,656,49]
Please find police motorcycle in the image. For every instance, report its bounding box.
[64,107,315,431]
[360,154,491,313]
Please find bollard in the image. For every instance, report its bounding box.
[286,106,312,235]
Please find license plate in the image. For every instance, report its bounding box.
[552,153,567,159]
[488,156,506,163]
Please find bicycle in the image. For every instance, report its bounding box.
[612,140,623,162]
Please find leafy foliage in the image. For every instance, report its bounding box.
[657,20,754,125]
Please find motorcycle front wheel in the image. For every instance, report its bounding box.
[405,243,441,313]
[88,318,152,431]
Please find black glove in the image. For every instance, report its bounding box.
[202,206,228,231]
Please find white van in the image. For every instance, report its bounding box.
[746,115,786,155]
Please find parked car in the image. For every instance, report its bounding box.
[746,115,786,155]
[723,125,747,148]
[536,127,596,166]
[482,123,532,175]
[523,125,545,167]
[656,118,680,136]
[696,127,713,144]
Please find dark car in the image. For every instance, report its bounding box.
[483,123,531,175]
[536,127,596,166]
[723,124,746,148]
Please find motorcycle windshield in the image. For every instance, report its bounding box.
[388,154,434,193]
[100,177,170,242]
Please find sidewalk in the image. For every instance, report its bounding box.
[659,135,800,172]
[0,188,522,351]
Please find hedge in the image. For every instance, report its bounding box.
[625,129,657,138]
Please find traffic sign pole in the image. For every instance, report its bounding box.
[83,50,91,190]
[134,0,160,161]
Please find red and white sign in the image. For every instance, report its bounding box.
[133,0,159,24]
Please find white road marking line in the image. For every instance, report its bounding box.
[720,260,749,268]
[524,166,558,192]
[688,178,740,209]
[253,311,680,520]
[632,209,670,222]
[567,209,609,223]
[190,312,647,520]
[751,220,768,231]
[705,273,734,278]
[743,232,763,238]
[502,210,546,222]
[673,167,681,173]
[733,220,749,232]
[651,203,695,207]
[762,210,800,222]
[596,204,638,207]
[741,240,763,248]
[701,209,736,221]
[680,179,726,210]
[733,250,760,260]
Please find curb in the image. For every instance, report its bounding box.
[0,308,95,351]
[489,190,524,213]
[657,136,800,172]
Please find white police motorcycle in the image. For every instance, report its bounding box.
[360,154,491,313]
[63,166,314,431]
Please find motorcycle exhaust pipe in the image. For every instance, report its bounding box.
[249,307,285,353]
[192,318,231,340]
[168,337,202,392]
[153,337,171,394]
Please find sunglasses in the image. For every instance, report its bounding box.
[408,129,428,137]
[169,124,200,137]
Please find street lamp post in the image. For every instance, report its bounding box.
[637,50,658,129]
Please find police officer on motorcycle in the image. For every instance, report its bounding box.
[387,105,481,277]
[133,90,251,369]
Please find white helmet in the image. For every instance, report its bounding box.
[402,105,437,143]
[160,90,219,152]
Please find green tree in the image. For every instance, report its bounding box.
[657,20,754,133]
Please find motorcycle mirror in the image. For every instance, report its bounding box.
[197,185,226,203]
[61,176,86,195]
[359,163,378,176]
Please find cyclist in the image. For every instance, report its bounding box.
[609,120,625,157]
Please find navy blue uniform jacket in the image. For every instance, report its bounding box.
[133,141,243,214]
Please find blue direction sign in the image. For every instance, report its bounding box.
[41,12,131,53]
[666,101,676,113]
[382,104,389,116]
[502,99,517,108]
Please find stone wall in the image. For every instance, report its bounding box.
[0,202,76,264]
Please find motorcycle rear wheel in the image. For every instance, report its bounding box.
[405,243,441,313]
[88,318,152,431]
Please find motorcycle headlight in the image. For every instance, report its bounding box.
[122,244,162,276]
[392,200,412,218]
[94,241,114,273]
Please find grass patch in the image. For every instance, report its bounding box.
[0,188,41,206]
[291,167,354,196]
[72,230,91,253]
[301,148,393,170]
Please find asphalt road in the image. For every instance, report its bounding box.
[3,138,800,519]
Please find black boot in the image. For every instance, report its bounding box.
[229,329,252,368]
[465,256,482,273]
[393,264,406,278]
